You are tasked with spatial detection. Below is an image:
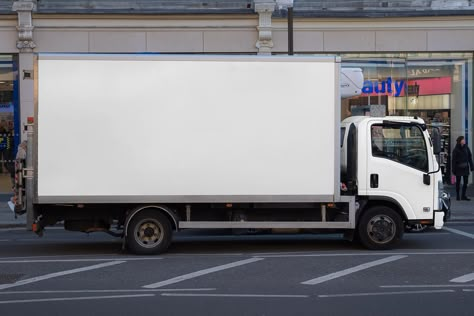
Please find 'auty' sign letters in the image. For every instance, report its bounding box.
[362,77,406,97]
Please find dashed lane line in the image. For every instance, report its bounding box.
[301,255,407,285]
[0,260,125,290]
[450,272,474,283]
[1,250,474,261]
[318,289,455,298]
[0,288,216,295]
[161,293,308,298]
[143,257,264,289]
[256,251,474,258]
[381,284,474,288]
[0,294,154,304]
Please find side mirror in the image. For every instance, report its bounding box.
[423,174,431,185]
[432,127,441,155]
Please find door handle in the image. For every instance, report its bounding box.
[370,174,379,188]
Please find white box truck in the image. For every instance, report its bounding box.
[12,54,449,254]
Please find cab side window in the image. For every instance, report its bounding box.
[371,124,428,172]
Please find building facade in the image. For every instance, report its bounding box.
[0,0,473,191]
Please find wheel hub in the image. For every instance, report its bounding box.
[134,220,164,247]
[368,215,395,243]
[143,226,156,238]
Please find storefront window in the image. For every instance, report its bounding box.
[340,52,473,184]
[0,55,19,193]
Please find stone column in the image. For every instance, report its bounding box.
[13,0,36,230]
[254,0,275,55]
[12,0,36,52]
[12,0,36,139]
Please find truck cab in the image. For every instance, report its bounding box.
[341,116,448,238]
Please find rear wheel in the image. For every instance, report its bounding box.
[126,210,172,255]
[358,206,403,250]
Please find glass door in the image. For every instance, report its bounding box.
[0,55,19,193]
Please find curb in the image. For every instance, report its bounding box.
[448,217,474,222]
[0,223,26,229]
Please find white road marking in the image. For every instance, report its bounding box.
[463,289,474,292]
[0,257,163,264]
[0,288,216,295]
[0,294,154,304]
[161,293,308,298]
[301,255,407,285]
[450,272,474,283]
[1,250,474,261]
[0,260,125,290]
[318,289,454,298]
[257,251,474,258]
[143,257,264,289]
[404,233,450,236]
[381,284,474,288]
[169,253,244,256]
[444,227,474,240]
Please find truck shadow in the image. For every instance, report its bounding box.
[168,233,361,254]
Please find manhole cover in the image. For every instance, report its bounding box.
[0,274,24,284]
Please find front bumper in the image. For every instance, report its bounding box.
[440,191,451,221]
[434,191,451,229]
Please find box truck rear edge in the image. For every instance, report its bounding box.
[12,54,449,254]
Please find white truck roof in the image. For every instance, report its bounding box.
[342,116,426,126]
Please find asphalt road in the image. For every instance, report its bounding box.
[0,223,473,316]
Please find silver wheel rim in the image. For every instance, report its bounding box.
[367,215,396,244]
[133,218,164,249]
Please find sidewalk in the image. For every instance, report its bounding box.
[0,187,473,229]
[443,184,474,222]
[0,194,26,229]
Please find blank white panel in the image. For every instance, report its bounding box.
[37,56,337,199]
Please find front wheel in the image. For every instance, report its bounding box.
[126,210,172,255]
[358,206,403,250]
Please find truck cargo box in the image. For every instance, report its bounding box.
[36,55,340,204]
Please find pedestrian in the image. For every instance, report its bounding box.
[452,135,474,200]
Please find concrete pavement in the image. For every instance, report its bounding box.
[0,186,473,229]
[0,193,26,229]
[443,184,474,222]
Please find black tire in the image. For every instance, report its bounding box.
[358,206,403,250]
[126,210,172,255]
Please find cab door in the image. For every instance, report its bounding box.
[366,121,435,220]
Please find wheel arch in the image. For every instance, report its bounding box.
[124,205,179,238]
[357,197,408,225]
